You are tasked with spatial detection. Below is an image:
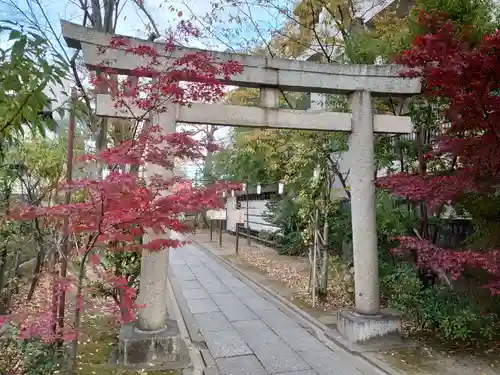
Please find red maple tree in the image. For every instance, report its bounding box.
[376,10,500,293]
[1,18,243,351]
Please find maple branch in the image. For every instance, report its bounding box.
[412,228,453,289]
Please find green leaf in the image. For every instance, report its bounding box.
[11,36,27,56]
[44,117,57,132]
[8,30,21,40]
[56,107,66,119]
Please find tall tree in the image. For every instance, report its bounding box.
[377,9,500,293]
[0,20,68,155]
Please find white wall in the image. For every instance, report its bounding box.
[226,196,280,234]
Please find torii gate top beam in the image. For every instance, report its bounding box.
[61,21,421,97]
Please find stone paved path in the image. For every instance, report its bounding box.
[170,242,384,375]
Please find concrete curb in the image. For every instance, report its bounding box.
[186,235,405,375]
[169,268,205,345]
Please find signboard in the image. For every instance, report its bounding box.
[207,209,227,220]
[236,209,245,224]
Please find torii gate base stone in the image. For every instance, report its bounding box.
[118,319,189,369]
[61,20,421,368]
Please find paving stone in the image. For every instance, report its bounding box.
[276,371,318,375]
[182,288,209,300]
[210,293,239,306]
[177,273,196,281]
[216,355,267,375]
[230,286,259,299]
[173,267,196,281]
[186,298,220,314]
[243,297,278,312]
[203,282,230,294]
[193,267,211,274]
[197,276,222,285]
[206,265,229,275]
[173,264,191,273]
[218,302,258,322]
[204,329,253,358]
[202,260,221,269]
[169,259,186,265]
[186,263,204,269]
[216,270,235,279]
[233,320,311,374]
[189,265,209,272]
[256,342,311,374]
[232,320,279,345]
[192,270,218,278]
[195,278,220,287]
[189,269,213,278]
[220,277,246,288]
[180,280,203,290]
[296,348,365,375]
[270,326,326,353]
[255,309,299,329]
[194,312,232,333]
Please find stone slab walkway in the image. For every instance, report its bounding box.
[170,242,384,375]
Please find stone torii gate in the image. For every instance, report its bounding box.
[61,20,420,353]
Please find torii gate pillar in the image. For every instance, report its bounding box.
[335,91,403,346]
[349,90,380,315]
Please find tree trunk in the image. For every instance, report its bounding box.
[26,218,46,301]
[0,242,9,314]
[318,208,329,297]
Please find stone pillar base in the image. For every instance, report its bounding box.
[337,309,402,345]
[117,319,191,370]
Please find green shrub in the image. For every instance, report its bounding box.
[381,262,500,342]
[278,231,305,256]
[264,197,306,256]
[0,324,62,375]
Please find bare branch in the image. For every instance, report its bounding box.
[131,0,160,38]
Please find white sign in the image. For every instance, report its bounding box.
[207,209,227,220]
[278,182,284,195]
[236,209,245,224]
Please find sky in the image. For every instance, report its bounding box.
[0,0,288,114]
[0,0,397,179]
[0,0,287,50]
[0,0,288,179]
